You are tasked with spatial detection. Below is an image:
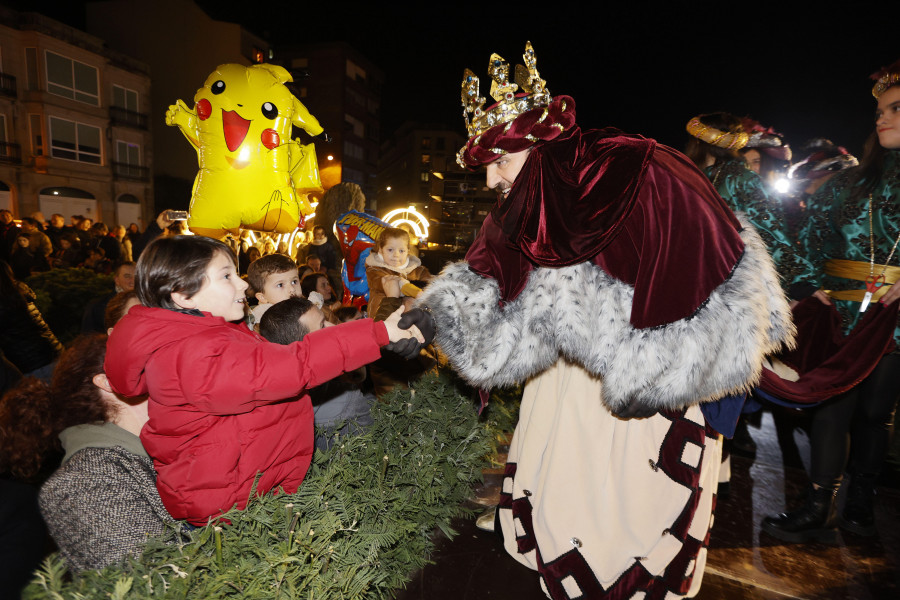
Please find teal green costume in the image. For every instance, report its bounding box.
[706,159,808,287]
[792,150,900,343]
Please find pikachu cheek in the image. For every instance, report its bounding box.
[261,129,280,150]
[197,98,212,121]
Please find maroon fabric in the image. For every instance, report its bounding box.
[759,298,899,404]
[105,306,389,524]
[462,96,577,168]
[468,129,745,329]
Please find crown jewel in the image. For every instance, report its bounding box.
[871,59,900,99]
[461,41,552,138]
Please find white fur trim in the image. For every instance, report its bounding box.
[418,218,795,413]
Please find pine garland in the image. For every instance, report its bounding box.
[24,371,491,599]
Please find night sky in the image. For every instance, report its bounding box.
[22,1,900,157]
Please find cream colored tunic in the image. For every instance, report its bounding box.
[498,359,721,599]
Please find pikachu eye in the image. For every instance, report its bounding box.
[261,102,278,120]
[211,80,226,95]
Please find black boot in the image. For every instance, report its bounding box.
[840,473,877,536]
[761,485,839,544]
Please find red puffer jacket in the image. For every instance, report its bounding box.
[105,306,388,525]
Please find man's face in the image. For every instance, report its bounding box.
[485,149,531,198]
[313,227,326,241]
[257,269,301,304]
[298,306,331,333]
[51,215,64,228]
[307,256,322,272]
[0,210,12,225]
[114,265,136,291]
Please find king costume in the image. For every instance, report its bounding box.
[417,43,795,599]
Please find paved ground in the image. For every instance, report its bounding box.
[396,409,900,599]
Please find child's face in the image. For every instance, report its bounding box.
[257,269,300,305]
[299,306,332,333]
[379,236,409,268]
[179,251,249,321]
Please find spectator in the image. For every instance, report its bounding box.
[0,334,178,572]
[307,225,339,271]
[45,214,67,252]
[82,262,137,333]
[0,209,17,262]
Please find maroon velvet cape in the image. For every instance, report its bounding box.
[758,298,898,405]
[466,126,745,330]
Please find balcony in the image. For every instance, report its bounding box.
[109,106,149,130]
[0,141,21,164]
[0,72,16,98]
[112,161,149,181]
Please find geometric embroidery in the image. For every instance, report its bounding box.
[498,408,718,599]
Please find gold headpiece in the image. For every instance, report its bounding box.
[685,117,749,151]
[461,41,551,139]
[872,60,900,98]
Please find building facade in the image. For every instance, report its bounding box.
[377,123,495,248]
[277,42,383,207]
[0,6,152,228]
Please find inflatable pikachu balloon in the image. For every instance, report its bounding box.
[166,63,325,238]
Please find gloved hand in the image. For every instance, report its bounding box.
[397,308,435,345]
[383,337,423,360]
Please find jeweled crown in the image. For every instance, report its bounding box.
[871,59,900,99]
[461,41,551,139]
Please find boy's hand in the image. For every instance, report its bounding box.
[384,307,425,343]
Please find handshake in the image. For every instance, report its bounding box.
[381,307,436,360]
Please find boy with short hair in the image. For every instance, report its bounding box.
[260,297,375,450]
[246,253,301,328]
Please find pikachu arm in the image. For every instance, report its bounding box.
[166,99,200,150]
[291,98,325,137]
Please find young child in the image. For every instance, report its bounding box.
[104,235,426,526]
[365,227,434,319]
[246,253,301,328]
[260,297,374,450]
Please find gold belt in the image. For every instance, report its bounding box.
[823,258,899,302]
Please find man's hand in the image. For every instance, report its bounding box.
[398,308,435,345]
[156,210,175,231]
[812,289,832,305]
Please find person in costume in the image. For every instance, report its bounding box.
[417,42,794,599]
[784,138,859,239]
[685,112,806,286]
[761,60,900,542]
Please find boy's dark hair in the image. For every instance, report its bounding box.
[136,235,234,310]
[259,297,316,344]
[300,272,327,298]
[374,227,410,251]
[104,290,138,330]
[334,306,361,322]
[247,253,297,296]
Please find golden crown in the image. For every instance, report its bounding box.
[461,41,551,139]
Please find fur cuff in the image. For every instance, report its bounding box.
[418,219,794,414]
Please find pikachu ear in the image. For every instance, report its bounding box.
[254,63,292,85]
[291,97,324,137]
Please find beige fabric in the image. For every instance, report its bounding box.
[499,359,721,599]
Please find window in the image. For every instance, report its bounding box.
[25,48,39,91]
[344,114,364,138]
[421,154,431,165]
[45,51,99,105]
[49,117,101,164]
[113,85,139,112]
[343,141,364,160]
[117,140,140,165]
[436,137,446,151]
[420,171,430,182]
[29,114,43,156]
[0,115,6,144]
[346,59,366,82]
[421,137,431,149]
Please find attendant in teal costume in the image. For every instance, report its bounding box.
[685,112,808,288]
[762,60,900,543]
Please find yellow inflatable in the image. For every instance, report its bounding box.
[167,63,325,238]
